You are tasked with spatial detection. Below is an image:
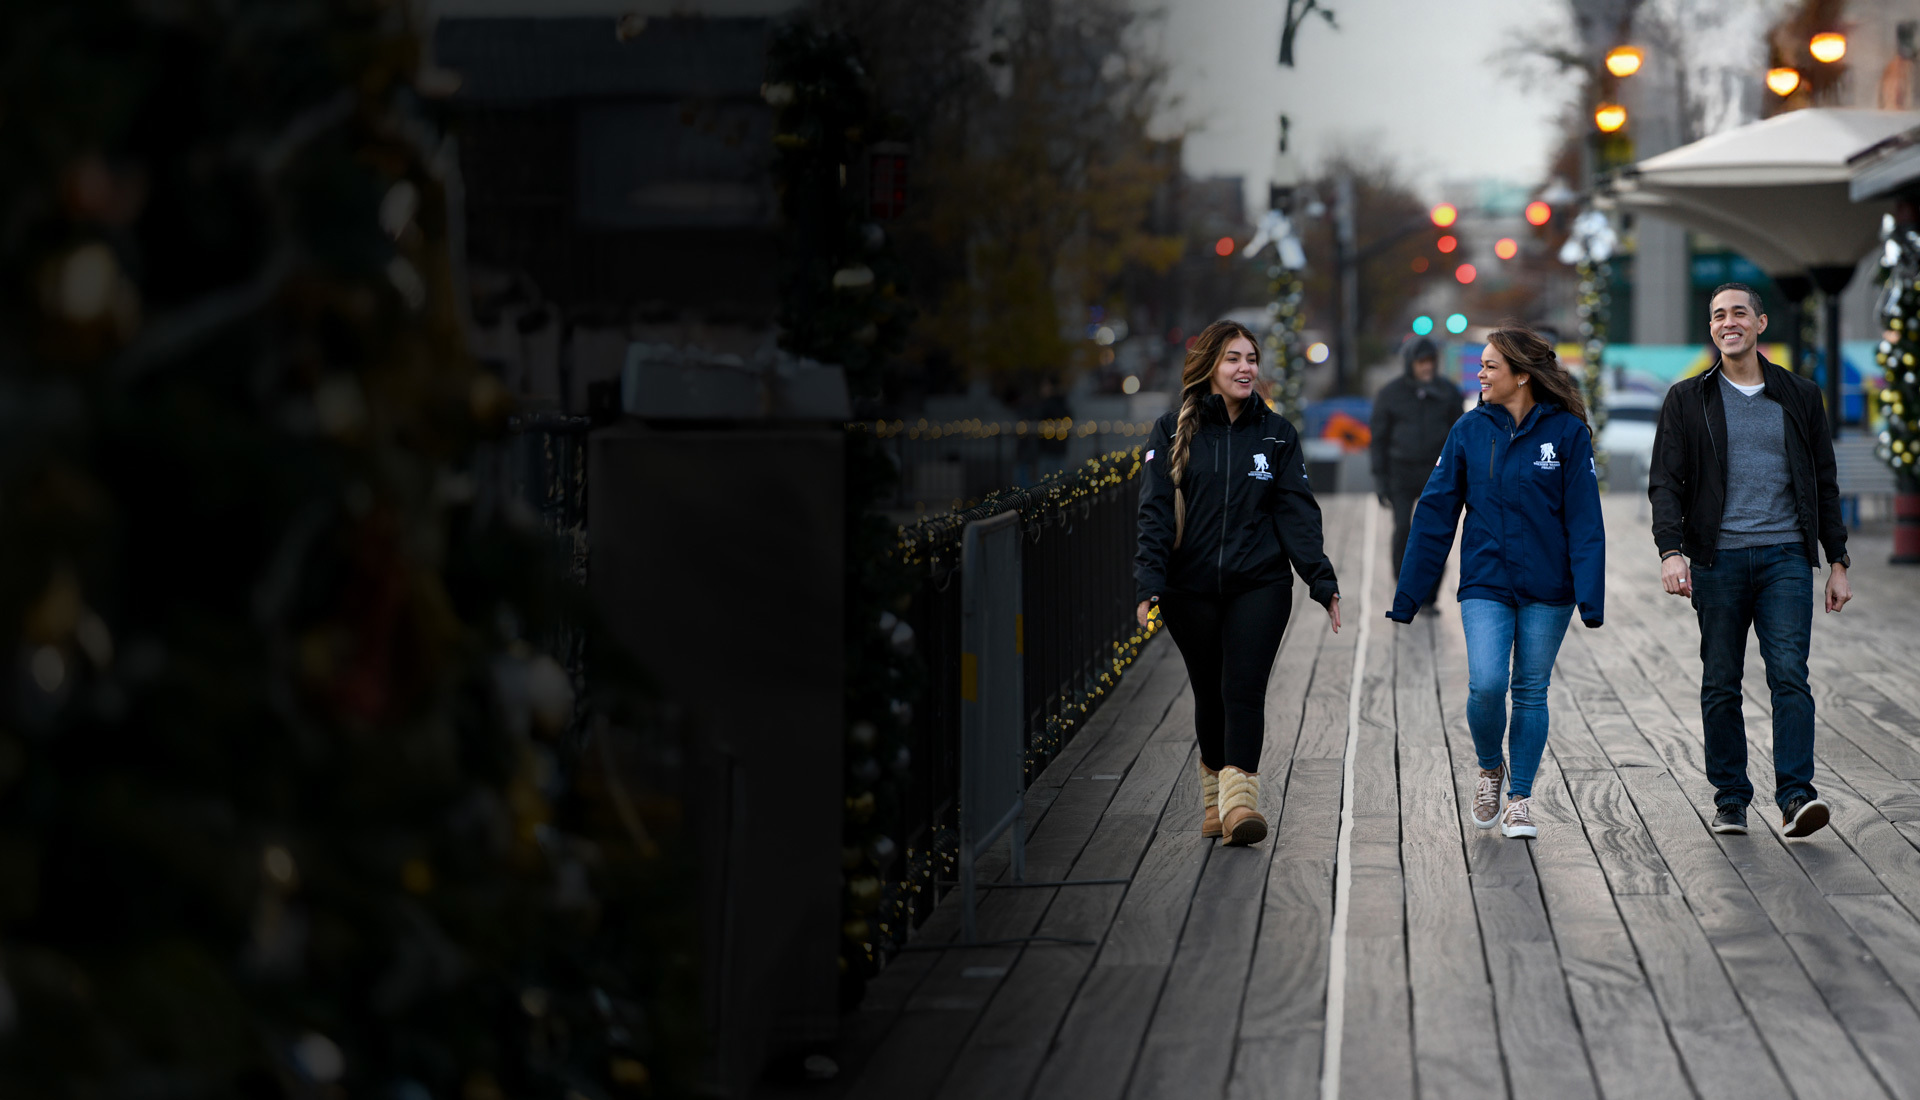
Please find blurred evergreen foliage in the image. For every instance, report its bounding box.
[0,2,696,1096]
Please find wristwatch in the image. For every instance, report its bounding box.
[1835,554,1851,569]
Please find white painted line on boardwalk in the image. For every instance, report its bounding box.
[1320,502,1377,1100]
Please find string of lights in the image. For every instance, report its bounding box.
[1875,223,1920,488]
[1264,264,1310,429]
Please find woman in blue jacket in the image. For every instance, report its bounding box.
[1388,323,1605,839]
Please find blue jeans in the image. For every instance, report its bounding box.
[1692,543,1816,811]
[1461,600,1575,799]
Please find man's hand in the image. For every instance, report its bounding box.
[1136,600,1153,628]
[1826,565,1852,613]
[1661,554,1691,598]
[1327,594,1341,634]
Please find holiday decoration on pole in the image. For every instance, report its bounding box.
[1873,216,1920,562]
[1561,210,1619,488]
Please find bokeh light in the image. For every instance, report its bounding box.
[1594,103,1627,133]
[1810,32,1846,63]
[1437,235,1458,254]
[1411,315,1434,336]
[1455,264,1477,284]
[1214,236,1235,257]
[1494,238,1518,260]
[1767,67,1802,96]
[1306,342,1331,364]
[1430,203,1458,228]
[1604,46,1643,77]
[1525,201,1551,226]
[1412,256,1429,273]
[1446,313,1469,334]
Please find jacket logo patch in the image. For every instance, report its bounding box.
[1534,442,1560,470]
[1249,453,1273,480]
[1145,449,1155,462]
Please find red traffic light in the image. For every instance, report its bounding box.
[1525,201,1552,226]
[1214,236,1236,257]
[1430,203,1458,228]
[1455,264,1477,284]
[1437,235,1458,254]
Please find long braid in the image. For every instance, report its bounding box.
[1167,388,1202,546]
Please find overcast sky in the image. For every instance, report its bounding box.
[1151,0,1576,209]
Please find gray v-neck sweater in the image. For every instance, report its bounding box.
[1716,374,1800,550]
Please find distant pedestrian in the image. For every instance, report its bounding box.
[1649,283,1851,839]
[1370,336,1463,607]
[1388,322,1605,840]
[1135,319,1341,847]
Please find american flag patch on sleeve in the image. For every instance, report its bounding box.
[1146,449,1155,462]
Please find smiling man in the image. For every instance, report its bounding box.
[1649,282,1852,839]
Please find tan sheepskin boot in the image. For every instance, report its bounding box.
[1199,762,1222,838]
[1218,766,1266,846]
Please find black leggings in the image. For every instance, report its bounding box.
[1158,582,1293,773]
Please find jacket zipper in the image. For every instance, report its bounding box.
[1217,424,1229,593]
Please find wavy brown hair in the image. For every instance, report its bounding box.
[1168,319,1264,488]
[1485,321,1587,425]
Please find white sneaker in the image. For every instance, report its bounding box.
[1501,796,1537,839]
[1472,766,1505,830]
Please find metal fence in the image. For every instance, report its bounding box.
[860,419,1156,512]
[884,446,1158,943]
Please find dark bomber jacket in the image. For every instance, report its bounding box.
[1134,394,1339,608]
[1647,354,1847,568]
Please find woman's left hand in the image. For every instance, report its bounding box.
[1326,594,1341,633]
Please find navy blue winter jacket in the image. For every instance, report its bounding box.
[1387,400,1606,626]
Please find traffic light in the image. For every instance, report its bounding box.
[1411,315,1434,336]
[1430,203,1458,228]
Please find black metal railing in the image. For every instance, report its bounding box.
[860,419,1156,511]
[880,446,1158,942]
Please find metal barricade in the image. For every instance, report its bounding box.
[918,510,1128,950]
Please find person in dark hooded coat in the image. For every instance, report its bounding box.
[1371,336,1462,606]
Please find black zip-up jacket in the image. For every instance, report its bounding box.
[1135,394,1339,607]
[1369,368,1462,493]
[1647,353,1847,568]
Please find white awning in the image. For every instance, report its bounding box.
[1617,108,1920,270]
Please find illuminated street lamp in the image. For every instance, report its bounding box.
[1810,32,1847,64]
[1430,203,1458,228]
[1604,46,1644,78]
[1766,67,1802,96]
[1594,103,1628,133]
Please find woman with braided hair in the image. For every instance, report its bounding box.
[1135,319,1341,846]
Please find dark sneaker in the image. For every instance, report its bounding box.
[1782,796,1830,838]
[1711,804,1747,835]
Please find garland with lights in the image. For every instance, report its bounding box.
[1563,210,1618,489]
[1263,265,1310,429]
[1576,257,1612,488]
[0,4,700,1095]
[846,448,1158,970]
[1874,222,1920,492]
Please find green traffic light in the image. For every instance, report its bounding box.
[1445,313,1469,335]
[1411,316,1434,336]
